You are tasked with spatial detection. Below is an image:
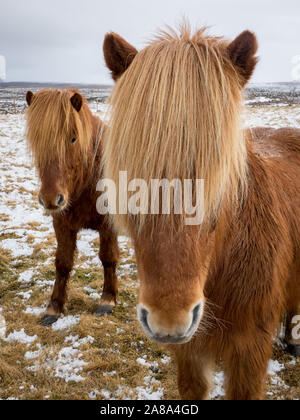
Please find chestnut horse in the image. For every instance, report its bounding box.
[26,89,119,326]
[102,25,300,400]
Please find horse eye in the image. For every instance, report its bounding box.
[71,138,77,144]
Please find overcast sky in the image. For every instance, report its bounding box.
[0,0,299,84]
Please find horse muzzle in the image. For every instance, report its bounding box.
[137,300,203,345]
[38,192,68,212]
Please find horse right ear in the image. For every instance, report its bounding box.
[227,31,258,87]
[26,91,34,106]
[103,32,138,81]
[70,93,83,112]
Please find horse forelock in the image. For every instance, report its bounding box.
[26,89,94,169]
[104,24,248,235]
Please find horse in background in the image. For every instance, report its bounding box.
[26,89,119,326]
[102,25,300,400]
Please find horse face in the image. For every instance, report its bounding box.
[37,137,83,213]
[26,91,85,213]
[38,161,69,212]
[103,29,258,344]
[135,227,214,345]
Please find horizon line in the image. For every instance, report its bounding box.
[0,80,299,88]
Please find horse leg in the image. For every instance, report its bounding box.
[174,345,215,400]
[96,227,119,316]
[285,307,300,357]
[42,223,77,326]
[224,332,272,400]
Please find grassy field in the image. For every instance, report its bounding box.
[0,104,299,400]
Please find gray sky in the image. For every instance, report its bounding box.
[0,0,299,84]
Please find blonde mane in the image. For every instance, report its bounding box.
[26,89,93,168]
[104,25,248,232]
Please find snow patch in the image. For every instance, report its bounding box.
[24,306,46,316]
[103,370,117,377]
[268,360,285,375]
[136,385,164,400]
[211,372,225,399]
[5,329,37,345]
[135,357,163,400]
[0,238,34,258]
[17,290,32,300]
[25,349,42,360]
[64,335,94,347]
[160,355,171,365]
[19,270,34,284]
[54,346,88,383]
[52,316,80,331]
[101,390,111,399]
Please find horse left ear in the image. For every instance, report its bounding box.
[70,93,83,112]
[227,31,258,87]
[103,32,138,81]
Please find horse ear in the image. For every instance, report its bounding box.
[227,31,258,87]
[103,32,138,81]
[70,92,83,112]
[26,91,34,106]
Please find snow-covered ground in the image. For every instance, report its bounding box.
[0,87,299,400]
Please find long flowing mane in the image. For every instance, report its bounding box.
[26,89,93,168]
[104,24,249,232]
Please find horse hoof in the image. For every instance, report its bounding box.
[41,314,59,326]
[287,344,300,358]
[96,304,114,317]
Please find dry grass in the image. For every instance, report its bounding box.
[0,239,179,400]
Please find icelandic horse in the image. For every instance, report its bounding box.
[102,25,300,400]
[26,89,119,325]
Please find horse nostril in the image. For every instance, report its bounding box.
[140,308,149,327]
[192,302,202,325]
[138,307,153,334]
[39,195,45,208]
[56,194,65,207]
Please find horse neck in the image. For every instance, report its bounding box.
[90,114,103,170]
[212,138,270,253]
[71,115,103,199]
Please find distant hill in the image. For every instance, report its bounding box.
[1,80,299,88]
[1,80,299,93]
[0,80,299,114]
